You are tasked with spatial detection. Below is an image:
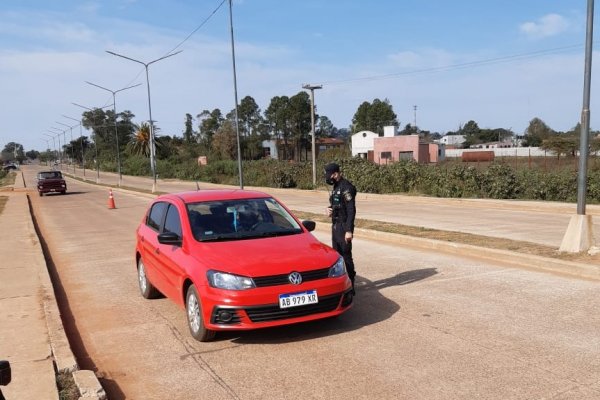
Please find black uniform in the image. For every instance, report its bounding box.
[329,177,357,288]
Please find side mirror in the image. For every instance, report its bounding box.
[158,232,182,246]
[0,360,11,386]
[302,220,316,232]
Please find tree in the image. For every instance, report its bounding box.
[212,121,238,160]
[183,113,195,143]
[265,96,292,159]
[128,123,152,157]
[351,98,398,135]
[523,117,554,147]
[1,142,25,163]
[197,109,223,147]
[227,96,267,159]
[81,108,136,165]
[399,123,417,135]
[26,150,40,160]
[460,120,481,148]
[288,91,312,161]
[540,134,578,158]
[317,116,335,137]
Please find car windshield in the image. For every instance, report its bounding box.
[38,171,62,179]
[187,197,302,242]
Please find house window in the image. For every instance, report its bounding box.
[263,147,271,157]
[399,151,413,161]
[381,151,392,160]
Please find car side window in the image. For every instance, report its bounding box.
[147,202,168,232]
[163,205,182,237]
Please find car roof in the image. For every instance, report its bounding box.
[157,189,272,204]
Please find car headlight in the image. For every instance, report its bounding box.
[328,256,346,278]
[207,270,255,290]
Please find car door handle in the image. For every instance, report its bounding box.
[154,247,160,255]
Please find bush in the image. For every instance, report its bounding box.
[481,163,521,199]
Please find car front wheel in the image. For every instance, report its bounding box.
[137,258,159,299]
[186,285,215,342]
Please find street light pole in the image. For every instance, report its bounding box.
[43,133,56,165]
[72,102,112,183]
[62,115,85,178]
[106,50,182,193]
[56,121,77,175]
[85,81,141,187]
[559,0,595,253]
[229,0,243,189]
[302,84,322,186]
[48,127,64,168]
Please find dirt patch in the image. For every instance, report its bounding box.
[293,210,600,264]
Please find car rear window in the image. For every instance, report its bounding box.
[38,172,62,179]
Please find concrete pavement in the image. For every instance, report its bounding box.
[2,165,599,398]
[0,172,103,399]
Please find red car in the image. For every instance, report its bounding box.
[135,190,353,341]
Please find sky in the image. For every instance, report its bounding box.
[0,0,598,152]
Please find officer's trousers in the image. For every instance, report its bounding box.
[332,222,356,288]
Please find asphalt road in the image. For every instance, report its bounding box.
[26,166,600,399]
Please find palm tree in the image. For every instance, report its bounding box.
[129,123,151,157]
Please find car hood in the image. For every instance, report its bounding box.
[189,232,339,276]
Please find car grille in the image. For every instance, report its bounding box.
[244,293,342,322]
[253,267,330,287]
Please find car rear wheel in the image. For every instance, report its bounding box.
[186,285,215,342]
[137,258,159,299]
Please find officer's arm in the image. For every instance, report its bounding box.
[343,188,356,233]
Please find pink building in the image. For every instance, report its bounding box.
[373,135,441,164]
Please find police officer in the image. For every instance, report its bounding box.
[324,162,357,293]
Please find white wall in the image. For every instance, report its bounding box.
[351,130,378,157]
[446,147,548,157]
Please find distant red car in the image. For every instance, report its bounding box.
[36,170,67,196]
[135,190,353,341]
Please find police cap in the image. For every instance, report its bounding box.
[324,162,340,177]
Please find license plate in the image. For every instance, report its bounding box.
[279,290,318,309]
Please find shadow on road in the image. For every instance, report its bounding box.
[224,268,437,345]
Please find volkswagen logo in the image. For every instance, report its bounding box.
[288,271,303,285]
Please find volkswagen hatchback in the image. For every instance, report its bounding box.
[135,190,353,341]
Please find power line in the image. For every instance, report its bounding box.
[165,0,227,56]
[103,0,228,106]
[318,44,585,86]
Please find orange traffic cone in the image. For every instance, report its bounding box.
[108,189,116,209]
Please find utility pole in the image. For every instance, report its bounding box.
[228,0,243,189]
[559,0,595,253]
[302,84,322,186]
[413,105,417,133]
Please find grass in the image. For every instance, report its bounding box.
[0,171,16,187]
[56,371,80,400]
[293,210,600,264]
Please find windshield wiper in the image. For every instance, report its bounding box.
[199,234,237,242]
